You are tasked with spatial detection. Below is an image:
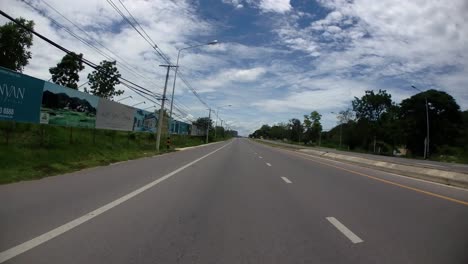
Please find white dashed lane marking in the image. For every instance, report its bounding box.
[326,217,364,244]
[281,177,292,183]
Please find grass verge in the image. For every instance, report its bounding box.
[0,121,227,184]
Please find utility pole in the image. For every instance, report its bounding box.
[424,96,430,159]
[156,65,177,152]
[411,85,430,159]
[214,110,218,139]
[206,108,211,144]
[220,119,224,138]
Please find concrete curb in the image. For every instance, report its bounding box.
[297,148,468,189]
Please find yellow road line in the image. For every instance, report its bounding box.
[276,147,468,207]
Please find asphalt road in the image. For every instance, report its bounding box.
[1,138,467,263]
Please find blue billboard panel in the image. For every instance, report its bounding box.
[0,67,44,123]
[133,109,157,133]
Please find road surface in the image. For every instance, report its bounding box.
[1,138,467,263]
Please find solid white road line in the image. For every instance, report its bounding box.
[326,217,363,244]
[266,163,272,167]
[0,142,232,263]
[281,177,292,183]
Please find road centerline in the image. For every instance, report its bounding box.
[326,217,363,244]
[266,163,272,167]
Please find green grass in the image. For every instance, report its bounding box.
[0,121,225,184]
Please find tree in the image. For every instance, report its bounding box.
[49,52,84,89]
[86,60,123,99]
[270,123,290,140]
[352,90,392,122]
[193,117,213,132]
[303,111,322,144]
[351,90,393,150]
[288,118,303,142]
[400,89,462,156]
[337,109,354,124]
[0,18,34,72]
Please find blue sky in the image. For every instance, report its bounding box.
[3,0,468,135]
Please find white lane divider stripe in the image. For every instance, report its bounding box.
[326,217,363,244]
[259,156,263,159]
[266,163,272,167]
[0,142,232,263]
[281,177,292,183]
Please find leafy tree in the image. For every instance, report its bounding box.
[303,111,322,143]
[270,123,290,140]
[352,90,392,122]
[215,126,225,138]
[254,124,271,138]
[49,52,84,89]
[400,90,462,156]
[351,90,393,150]
[288,118,303,142]
[337,109,354,124]
[193,117,213,132]
[86,60,123,99]
[378,104,403,153]
[458,111,468,155]
[0,18,34,72]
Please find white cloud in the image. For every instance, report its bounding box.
[271,0,468,110]
[221,0,292,13]
[2,0,467,136]
[258,0,291,13]
[196,67,267,91]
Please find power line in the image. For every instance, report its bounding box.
[40,0,165,90]
[24,0,164,95]
[105,0,210,108]
[0,9,160,102]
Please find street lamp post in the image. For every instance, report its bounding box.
[168,40,219,134]
[411,85,430,159]
[214,104,232,139]
[206,108,214,144]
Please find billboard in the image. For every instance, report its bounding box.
[95,98,135,131]
[0,67,44,123]
[0,67,193,135]
[40,82,99,128]
[133,109,157,132]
